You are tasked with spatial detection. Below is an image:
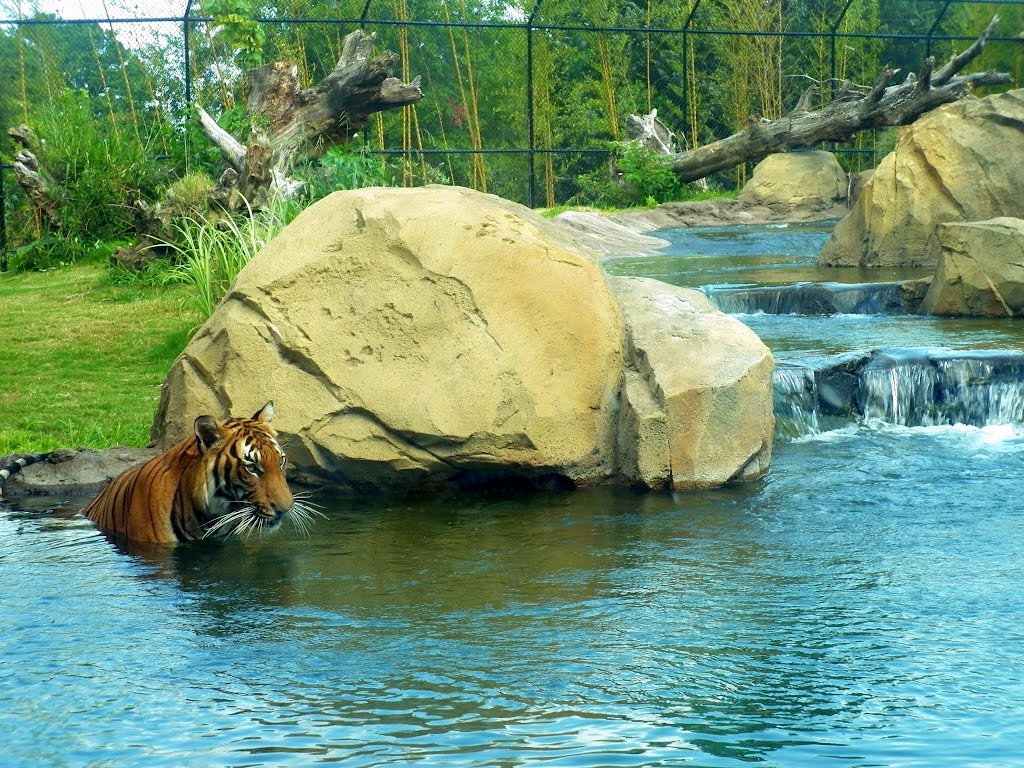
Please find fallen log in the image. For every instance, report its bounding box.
[665,16,1010,183]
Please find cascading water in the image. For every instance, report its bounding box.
[775,351,1024,435]
[603,221,1024,440]
[705,281,923,316]
[859,351,1024,427]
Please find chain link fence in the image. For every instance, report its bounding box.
[2,0,1022,255]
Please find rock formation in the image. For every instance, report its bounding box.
[153,186,775,493]
[610,278,774,489]
[919,217,1024,317]
[738,150,849,214]
[819,89,1024,268]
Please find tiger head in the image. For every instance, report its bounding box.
[193,401,296,538]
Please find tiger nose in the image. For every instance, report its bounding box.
[272,487,294,516]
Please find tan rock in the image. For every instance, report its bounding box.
[609,277,775,489]
[919,218,1024,317]
[153,186,777,493]
[549,210,670,257]
[820,89,1024,267]
[740,150,849,211]
[154,186,625,491]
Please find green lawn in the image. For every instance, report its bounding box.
[0,264,197,454]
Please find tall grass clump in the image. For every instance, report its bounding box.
[7,88,168,271]
[159,199,295,320]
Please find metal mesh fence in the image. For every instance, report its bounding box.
[1,0,1022,254]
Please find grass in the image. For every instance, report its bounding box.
[0,264,197,455]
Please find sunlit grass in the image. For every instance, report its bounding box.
[0,264,196,454]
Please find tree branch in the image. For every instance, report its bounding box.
[196,28,422,210]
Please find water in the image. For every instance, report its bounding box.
[5,222,1024,766]
[603,222,927,290]
[4,436,1024,767]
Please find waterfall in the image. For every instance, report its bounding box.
[706,282,919,315]
[859,351,1024,427]
[773,366,821,437]
[774,350,1024,436]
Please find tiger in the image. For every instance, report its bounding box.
[0,402,317,545]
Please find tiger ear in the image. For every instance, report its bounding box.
[194,415,222,451]
[252,401,275,423]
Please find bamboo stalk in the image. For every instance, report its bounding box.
[100,0,143,146]
[440,0,485,191]
[594,33,621,140]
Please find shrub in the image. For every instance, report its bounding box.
[7,88,168,270]
[574,140,687,208]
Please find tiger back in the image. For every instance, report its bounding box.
[82,402,295,544]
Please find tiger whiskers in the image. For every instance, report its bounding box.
[202,496,324,540]
[203,503,262,540]
[289,497,325,537]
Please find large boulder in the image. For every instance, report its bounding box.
[155,186,625,491]
[819,89,1024,268]
[919,218,1024,317]
[610,278,774,489]
[153,186,775,493]
[739,150,849,212]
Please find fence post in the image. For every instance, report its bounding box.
[830,0,856,92]
[527,0,543,208]
[682,0,702,149]
[183,1,194,105]
[0,164,7,269]
[926,1,953,58]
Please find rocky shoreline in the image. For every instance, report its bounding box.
[1,446,159,498]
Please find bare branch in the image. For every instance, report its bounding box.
[934,15,999,86]
[666,17,1010,184]
[197,106,246,172]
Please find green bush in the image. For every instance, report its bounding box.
[573,140,734,209]
[8,88,168,270]
[574,141,687,208]
[300,143,399,199]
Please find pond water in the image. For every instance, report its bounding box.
[4,223,1024,767]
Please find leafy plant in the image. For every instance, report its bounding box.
[201,0,266,71]
[574,141,687,208]
[300,143,398,198]
[7,88,167,271]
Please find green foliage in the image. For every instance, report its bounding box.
[201,0,266,70]
[302,144,399,196]
[163,171,217,214]
[8,88,167,271]
[297,143,451,202]
[574,141,686,208]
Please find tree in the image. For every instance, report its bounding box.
[197,29,422,210]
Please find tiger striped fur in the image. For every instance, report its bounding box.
[2,402,316,545]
